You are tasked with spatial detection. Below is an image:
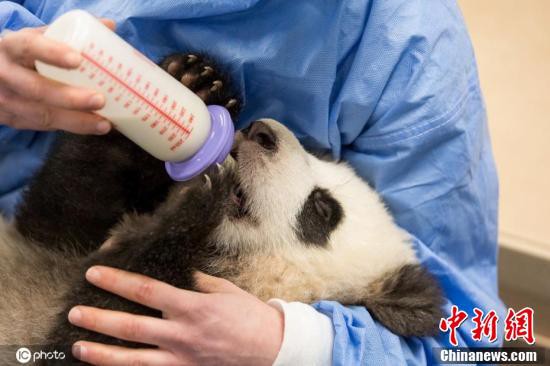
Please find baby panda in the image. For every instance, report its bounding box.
[0,53,443,365]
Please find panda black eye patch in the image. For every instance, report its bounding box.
[295,187,344,247]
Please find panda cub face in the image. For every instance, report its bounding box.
[213,119,416,289]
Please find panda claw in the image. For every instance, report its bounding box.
[203,174,212,190]
[225,99,237,109]
[210,80,223,92]
[201,66,214,77]
[215,163,224,175]
[186,54,198,64]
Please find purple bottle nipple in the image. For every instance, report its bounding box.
[165,105,234,181]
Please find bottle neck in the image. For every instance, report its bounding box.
[165,105,234,181]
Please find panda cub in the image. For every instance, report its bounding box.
[0,53,443,364]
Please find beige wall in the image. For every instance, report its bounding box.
[459,0,550,344]
[459,0,550,249]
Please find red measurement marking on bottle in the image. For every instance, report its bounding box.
[171,139,183,151]
[80,52,191,135]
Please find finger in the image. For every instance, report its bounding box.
[85,266,203,313]
[20,112,110,135]
[73,341,182,366]
[1,28,82,68]
[193,272,242,294]
[0,63,105,110]
[1,94,110,134]
[99,18,117,31]
[68,306,178,347]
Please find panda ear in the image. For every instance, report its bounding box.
[362,264,445,337]
[313,190,334,222]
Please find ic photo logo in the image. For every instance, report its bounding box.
[15,347,66,364]
[15,347,31,364]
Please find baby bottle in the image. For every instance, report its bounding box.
[35,10,234,181]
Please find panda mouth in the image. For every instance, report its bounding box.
[231,182,250,218]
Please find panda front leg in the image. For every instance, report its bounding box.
[43,165,235,364]
[15,52,242,255]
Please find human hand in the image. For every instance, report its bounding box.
[68,266,284,366]
[0,19,115,134]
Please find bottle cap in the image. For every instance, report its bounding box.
[165,105,234,181]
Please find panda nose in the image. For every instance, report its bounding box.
[244,121,278,152]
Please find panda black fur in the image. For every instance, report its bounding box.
[0,53,443,365]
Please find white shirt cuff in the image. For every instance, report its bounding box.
[268,299,334,366]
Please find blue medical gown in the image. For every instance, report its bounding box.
[0,1,505,364]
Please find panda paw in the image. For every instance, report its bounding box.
[197,162,235,207]
[160,53,241,120]
[184,163,237,222]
